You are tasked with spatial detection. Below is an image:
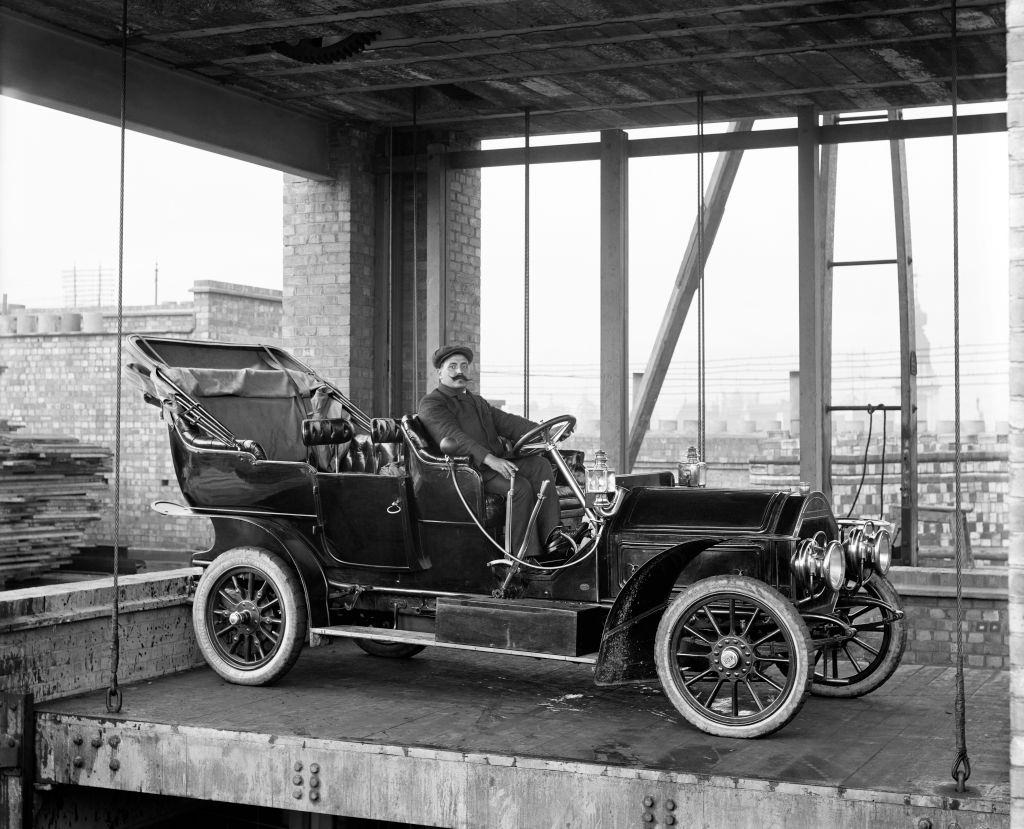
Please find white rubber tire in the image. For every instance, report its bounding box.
[193,546,307,686]
[655,575,813,738]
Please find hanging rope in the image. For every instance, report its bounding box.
[523,108,531,420]
[948,0,971,793]
[106,0,128,715]
[696,92,707,459]
[845,407,875,519]
[878,408,888,519]
[411,91,420,406]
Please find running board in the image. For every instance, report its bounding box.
[309,625,599,665]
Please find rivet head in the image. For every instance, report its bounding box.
[107,735,120,748]
[6,737,15,748]
[666,800,676,811]
[292,789,303,800]
[90,737,103,749]
[294,761,303,772]
[309,777,320,789]
[310,791,320,802]
[109,759,120,771]
[666,817,676,826]
[293,774,303,786]
[643,814,654,824]
[310,762,320,773]
[72,756,84,768]
[916,820,932,829]
[643,796,654,807]
[72,735,83,746]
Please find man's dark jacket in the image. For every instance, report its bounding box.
[418,384,537,470]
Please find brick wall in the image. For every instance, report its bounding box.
[0,283,282,554]
[283,126,378,404]
[892,567,1008,669]
[0,570,202,701]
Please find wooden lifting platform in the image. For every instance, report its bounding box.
[24,641,1009,829]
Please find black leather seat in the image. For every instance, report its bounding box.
[400,415,504,527]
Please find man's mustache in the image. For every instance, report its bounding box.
[451,373,470,381]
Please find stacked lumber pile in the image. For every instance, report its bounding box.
[0,429,111,588]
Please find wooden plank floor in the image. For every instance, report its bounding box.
[38,640,1009,805]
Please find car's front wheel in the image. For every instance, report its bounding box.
[193,546,307,685]
[654,575,813,738]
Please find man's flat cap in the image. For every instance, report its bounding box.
[432,344,474,368]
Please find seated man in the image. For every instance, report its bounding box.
[418,344,569,560]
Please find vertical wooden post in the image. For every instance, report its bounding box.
[889,109,920,565]
[797,107,826,491]
[600,129,629,472]
[1008,2,1024,822]
[818,115,838,501]
[425,143,449,391]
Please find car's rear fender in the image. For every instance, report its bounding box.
[595,536,724,685]
[194,516,330,631]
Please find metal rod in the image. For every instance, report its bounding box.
[827,404,901,412]
[828,258,899,267]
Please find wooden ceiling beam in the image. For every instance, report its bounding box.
[250,2,1001,78]
[142,0,516,42]
[396,72,1004,131]
[283,27,1002,99]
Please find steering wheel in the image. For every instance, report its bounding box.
[511,414,577,458]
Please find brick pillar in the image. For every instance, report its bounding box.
[283,126,377,403]
[1009,1,1024,821]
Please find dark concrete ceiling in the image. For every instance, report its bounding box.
[0,0,1006,138]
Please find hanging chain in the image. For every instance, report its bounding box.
[106,0,128,715]
[949,0,971,792]
[879,408,888,519]
[524,108,531,420]
[696,92,707,459]
[845,408,875,519]
[411,91,420,405]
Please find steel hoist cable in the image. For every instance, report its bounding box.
[411,91,420,406]
[523,108,531,420]
[949,0,971,793]
[696,92,707,460]
[106,0,128,715]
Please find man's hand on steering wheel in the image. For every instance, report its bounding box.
[483,453,518,480]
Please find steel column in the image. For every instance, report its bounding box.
[888,109,920,565]
[627,120,754,471]
[600,130,630,472]
[798,107,827,490]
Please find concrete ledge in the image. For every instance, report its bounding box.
[890,566,1008,600]
[0,569,204,702]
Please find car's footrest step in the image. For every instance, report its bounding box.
[310,624,598,664]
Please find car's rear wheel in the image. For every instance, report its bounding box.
[654,575,813,738]
[354,639,426,659]
[808,575,906,697]
[193,546,307,685]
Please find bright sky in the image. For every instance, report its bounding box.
[0,95,1009,428]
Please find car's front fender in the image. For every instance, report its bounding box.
[595,536,723,686]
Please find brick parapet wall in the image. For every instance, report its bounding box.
[0,285,281,554]
[0,569,202,701]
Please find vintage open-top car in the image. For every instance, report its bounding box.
[126,335,906,738]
